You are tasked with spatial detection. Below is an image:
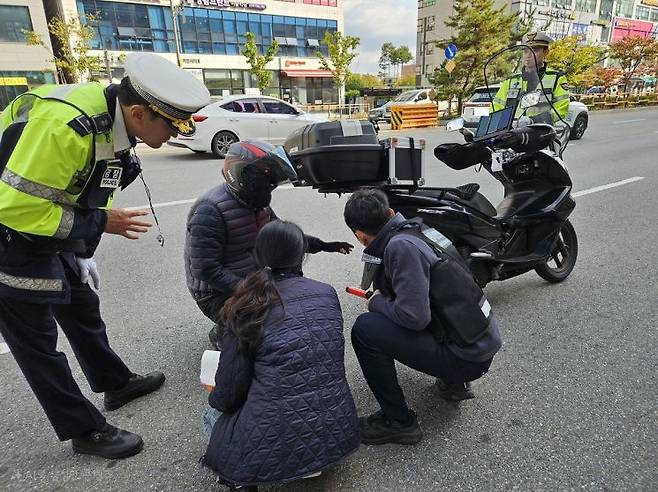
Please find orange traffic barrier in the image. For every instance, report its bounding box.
[390,103,438,130]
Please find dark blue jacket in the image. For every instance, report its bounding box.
[203,274,359,486]
[367,213,502,362]
[184,183,273,304]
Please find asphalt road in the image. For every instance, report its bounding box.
[1,107,657,491]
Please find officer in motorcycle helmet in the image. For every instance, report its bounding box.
[184,140,354,349]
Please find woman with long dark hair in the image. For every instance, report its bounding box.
[202,220,359,488]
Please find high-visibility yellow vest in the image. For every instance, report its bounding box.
[0,83,115,239]
[492,69,570,122]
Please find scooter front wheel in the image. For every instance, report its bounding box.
[534,219,578,283]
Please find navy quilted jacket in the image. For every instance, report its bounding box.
[184,182,272,302]
[203,275,360,486]
[184,183,325,304]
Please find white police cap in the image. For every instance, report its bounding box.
[522,31,554,48]
[124,53,210,135]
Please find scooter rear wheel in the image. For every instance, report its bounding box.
[534,219,578,283]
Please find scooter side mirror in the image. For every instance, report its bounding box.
[460,127,475,142]
[446,117,465,132]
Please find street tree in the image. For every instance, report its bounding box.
[545,36,607,89]
[242,32,279,93]
[428,0,518,113]
[24,14,101,84]
[379,42,395,79]
[581,66,622,90]
[317,31,360,109]
[392,45,413,80]
[395,74,417,87]
[609,35,658,93]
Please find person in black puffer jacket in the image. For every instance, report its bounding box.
[202,220,360,488]
[184,141,353,348]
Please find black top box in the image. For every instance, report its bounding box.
[284,120,386,188]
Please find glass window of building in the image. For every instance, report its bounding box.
[76,2,337,57]
[651,9,658,22]
[599,0,614,21]
[553,0,572,9]
[616,0,634,18]
[574,0,596,13]
[533,0,550,7]
[635,6,650,20]
[0,5,33,43]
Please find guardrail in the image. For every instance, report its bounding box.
[572,92,658,109]
[390,103,439,130]
[303,103,372,120]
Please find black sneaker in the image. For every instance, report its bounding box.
[209,324,223,351]
[72,423,143,459]
[104,371,166,411]
[359,410,423,445]
[436,378,475,401]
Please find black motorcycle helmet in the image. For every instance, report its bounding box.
[222,140,298,208]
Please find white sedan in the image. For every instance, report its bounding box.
[168,95,325,158]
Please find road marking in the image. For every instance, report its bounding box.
[0,342,10,355]
[124,177,646,211]
[613,118,646,124]
[572,176,644,197]
[125,198,195,211]
[124,183,298,211]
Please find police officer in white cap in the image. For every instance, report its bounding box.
[0,53,210,459]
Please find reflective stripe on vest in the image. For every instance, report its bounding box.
[1,168,70,204]
[0,271,63,292]
[54,205,74,239]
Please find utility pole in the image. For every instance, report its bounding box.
[169,0,183,67]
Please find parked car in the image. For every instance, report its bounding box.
[168,95,325,158]
[461,85,589,140]
[368,88,435,123]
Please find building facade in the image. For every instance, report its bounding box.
[46,0,343,104]
[416,0,658,86]
[0,0,56,108]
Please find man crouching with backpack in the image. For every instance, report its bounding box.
[344,189,503,445]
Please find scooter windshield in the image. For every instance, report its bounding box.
[478,45,564,138]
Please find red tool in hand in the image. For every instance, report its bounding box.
[346,286,373,299]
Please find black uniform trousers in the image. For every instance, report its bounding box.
[0,261,132,441]
[351,312,492,422]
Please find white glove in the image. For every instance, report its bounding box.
[75,257,101,289]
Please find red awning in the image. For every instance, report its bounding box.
[281,69,333,78]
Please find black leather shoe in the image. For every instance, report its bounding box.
[436,378,475,401]
[359,410,422,445]
[72,423,143,459]
[104,371,166,411]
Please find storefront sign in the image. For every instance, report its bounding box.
[640,0,658,6]
[284,60,306,67]
[183,0,267,10]
[571,23,589,38]
[611,17,655,42]
[182,57,201,64]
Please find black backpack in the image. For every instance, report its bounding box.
[396,222,492,347]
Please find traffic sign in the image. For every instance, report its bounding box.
[444,44,458,60]
[445,59,456,74]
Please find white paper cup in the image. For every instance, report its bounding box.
[200,350,221,391]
